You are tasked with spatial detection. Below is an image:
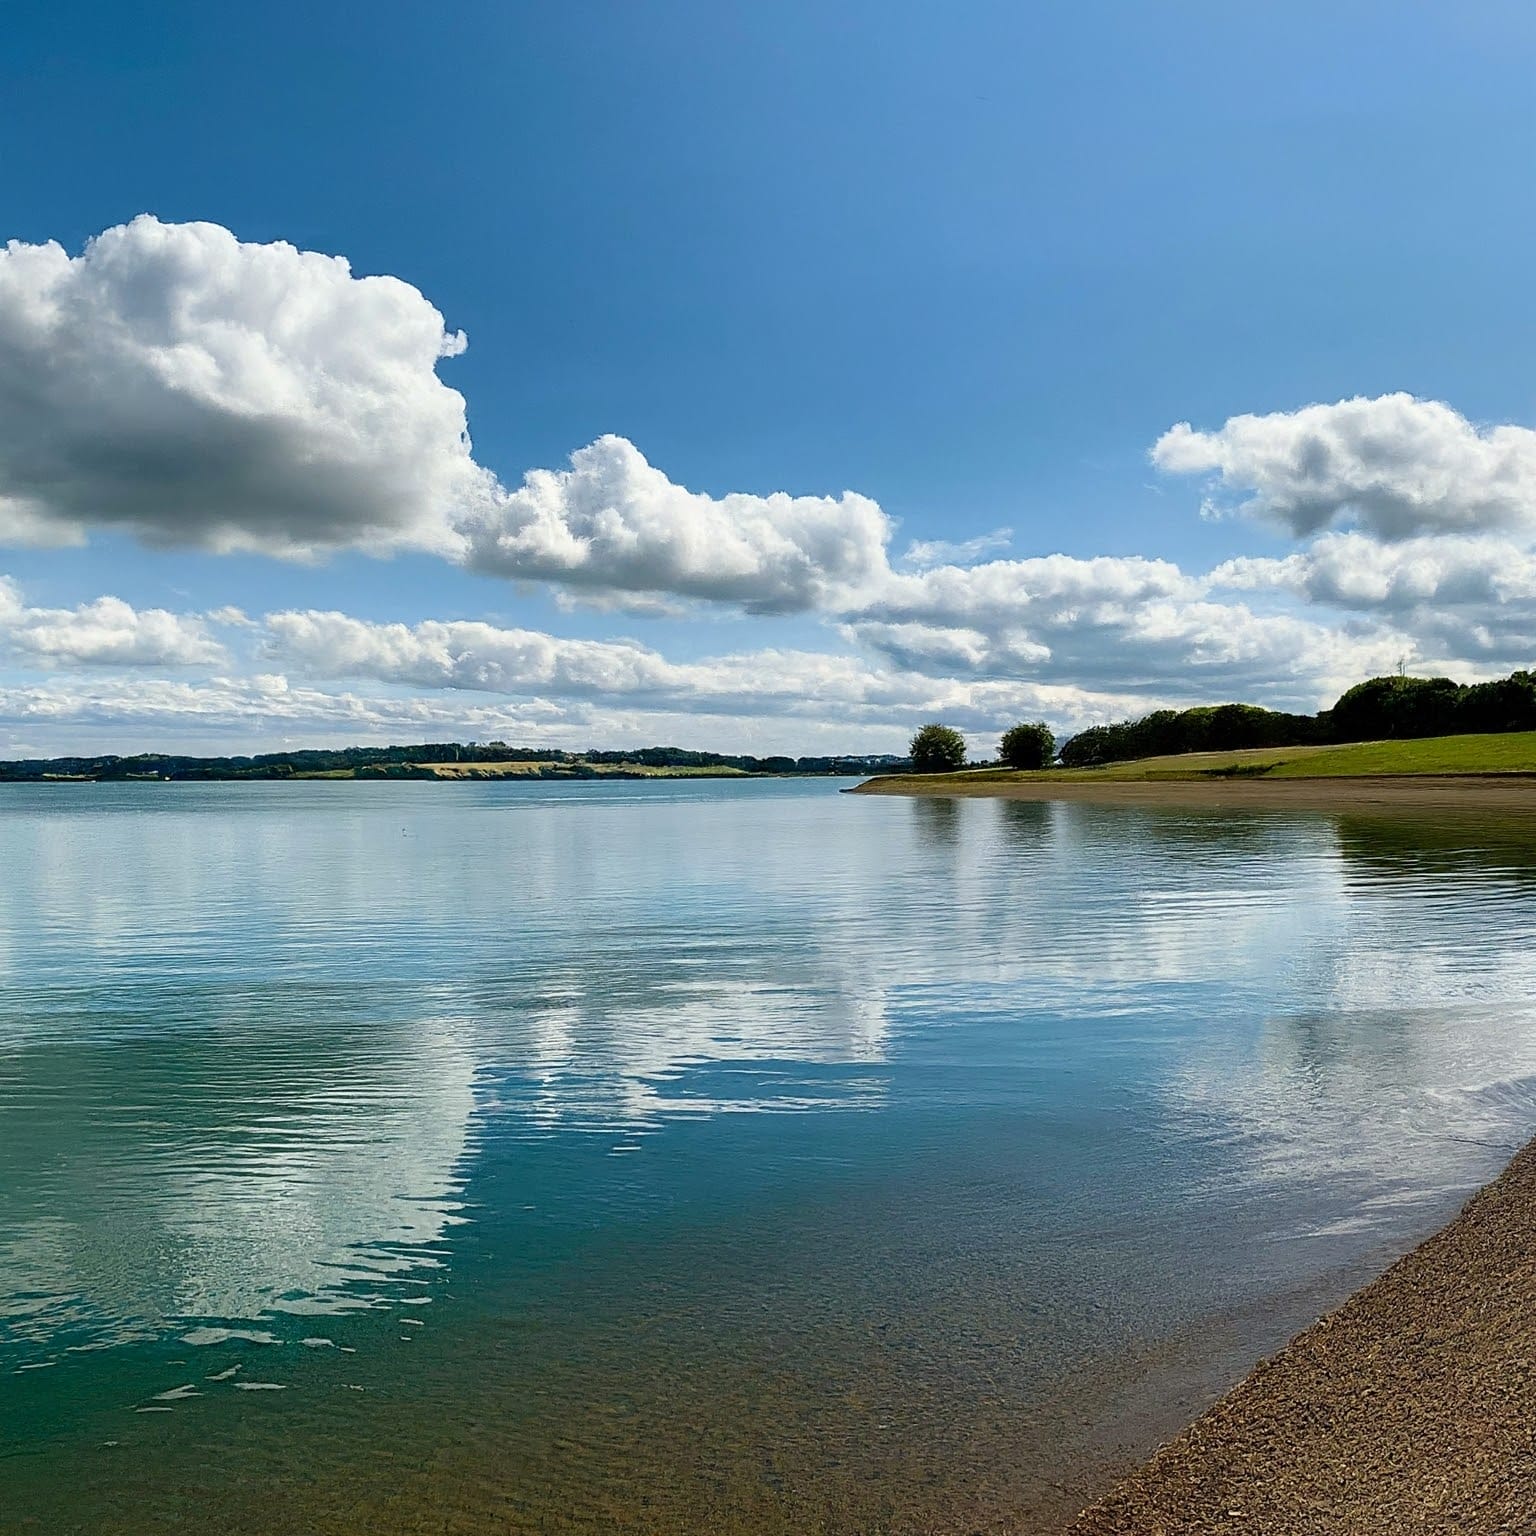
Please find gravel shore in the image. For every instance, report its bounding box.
[1065,1138,1536,1534]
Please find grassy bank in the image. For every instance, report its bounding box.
[858,730,1536,795]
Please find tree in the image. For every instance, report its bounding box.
[909,722,967,773]
[999,720,1055,769]
[1327,675,1463,741]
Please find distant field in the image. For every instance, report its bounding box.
[293,760,750,781]
[411,761,748,780]
[871,731,1536,793]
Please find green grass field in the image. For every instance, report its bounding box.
[877,731,1536,792]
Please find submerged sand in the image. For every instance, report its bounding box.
[853,773,1536,813]
[1065,1138,1536,1534]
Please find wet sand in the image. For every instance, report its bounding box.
[852,773,1536,813]
[1065,1137,1536,1534]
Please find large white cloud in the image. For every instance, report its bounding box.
[459,435,893,614]
[1153,393,1536,540]
[0,578,224,666]
[0,219,898,612]
[0,216,484,558]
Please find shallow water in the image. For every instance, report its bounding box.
[3,779,1536,1532]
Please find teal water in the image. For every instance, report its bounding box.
[3,780,1536,1533]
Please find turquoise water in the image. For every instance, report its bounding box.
[3,780,1536,1533]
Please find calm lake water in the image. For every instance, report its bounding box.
[4,779,1536,1533]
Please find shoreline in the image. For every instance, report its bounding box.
[1064,1135,1536,1532]
[851,772,1536,813]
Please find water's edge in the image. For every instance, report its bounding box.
[1066,1131,1536,1531]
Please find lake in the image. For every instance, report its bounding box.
[3,778,1535,1533]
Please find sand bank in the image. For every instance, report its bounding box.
[1065,1137,1536,1533]
[852,773,1536,813]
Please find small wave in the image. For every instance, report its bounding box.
[1421,1074,1536,1146]
[180,1327,280,1347]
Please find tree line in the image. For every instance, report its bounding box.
[906,668,1536,773]
[909,720,1055,772]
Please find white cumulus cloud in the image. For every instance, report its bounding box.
[260,609,984,719]
[9,219,1536,739]
[837,551,1412,705]
[0,579,225,666]
[263,611,683,700]
[1212,533,1536,666]
[862,553,1200,633]
[258,607,1199,743]
[0,219,899,614]
[458,435,893,614]
[0,216,484,559]
[1152,393,1536,540]
[258,593,1413,739]
[1212,533,1536,611]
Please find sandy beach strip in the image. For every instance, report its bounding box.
[851,773,1536,813]
[1064,1137,1536,1534]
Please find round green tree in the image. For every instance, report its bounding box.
[999,720,1055,769]
[909,722,967,773]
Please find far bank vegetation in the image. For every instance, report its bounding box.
[906,669,1536,778]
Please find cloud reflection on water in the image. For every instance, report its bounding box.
[3,782,1536,1365]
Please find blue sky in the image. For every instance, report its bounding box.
[3,2,1536,754]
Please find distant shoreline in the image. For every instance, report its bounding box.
[0,744,904,785]
[5,763,762,784]
[0,762,864,785]
[1065,1134,1536,1531]
[850,772,1536,812]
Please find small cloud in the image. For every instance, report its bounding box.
[205,605,256,628]
[899,528,1014,569]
